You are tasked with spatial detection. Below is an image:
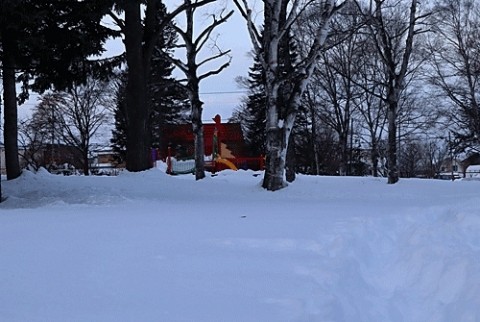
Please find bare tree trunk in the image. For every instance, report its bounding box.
[190,91,205,180]
[262,1,287,191]
[263,124,288,190]
[2,42,21,180]
[387,97,399,183]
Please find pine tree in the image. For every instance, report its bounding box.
[234,30,300,179]
[0,0,116,180]
[110,73,128,165]
[148,17,189,148]
[111,4,188,161]
[233,53,266,157]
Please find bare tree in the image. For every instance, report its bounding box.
[166,1,233,180]
[356,88,387,177]
[358,0,430,184]
[234,0,349,191]
[425,0,480,153]
[38,78,112,175]
[311,7,366,176]
[18,117,51,171]
[421,136,449,178]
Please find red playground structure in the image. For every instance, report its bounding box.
[153,115,264,174]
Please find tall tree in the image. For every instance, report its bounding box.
[109,0,215,173]
[360,0,429,184]
[110,9,189,164]
[426,0,480,153]
[232,50,266,157]
[110,73,128,165]
[234,0,349,191]
[0,0,116,180]
[149,38,189,149]
[166,1,233,180]
[355,44,388,176]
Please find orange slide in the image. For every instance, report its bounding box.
[215,158,238,171]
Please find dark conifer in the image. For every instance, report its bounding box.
[111,4,188,161]
[0,0,117,180]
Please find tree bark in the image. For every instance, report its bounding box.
[124,1,151,172]
[262,124,287,190]
[190,89,205,180]
[387,97,399,184]
[2,41,21,180]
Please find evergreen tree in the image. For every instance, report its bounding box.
[148,15,189,148]
[234,30,300,180]
[111,4,188,161]
[0,0,116,180]
[110,73,128,165]
[233,52,266,157]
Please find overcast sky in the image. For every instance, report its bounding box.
[166,0,259,120]
[13,2,258,123]
[102,0,256,121]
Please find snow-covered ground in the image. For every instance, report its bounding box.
[1,167,480,322]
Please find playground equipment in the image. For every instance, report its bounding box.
[215,158,238,171]
[165,152,238,175]
[166,156,195,175]
[160,114,264,175]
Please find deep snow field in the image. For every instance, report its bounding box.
[1,167,480,322]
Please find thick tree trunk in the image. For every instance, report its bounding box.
[256,0,337,190]
[387,101,399,184]
[2,46,21,180]
[124,1,151,172]
[262,126,287,191]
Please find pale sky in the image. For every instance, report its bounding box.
[102,0,256,121]
[13,2,256,124]
[165,0,256,121]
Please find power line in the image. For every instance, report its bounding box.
[200,90,247,95]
